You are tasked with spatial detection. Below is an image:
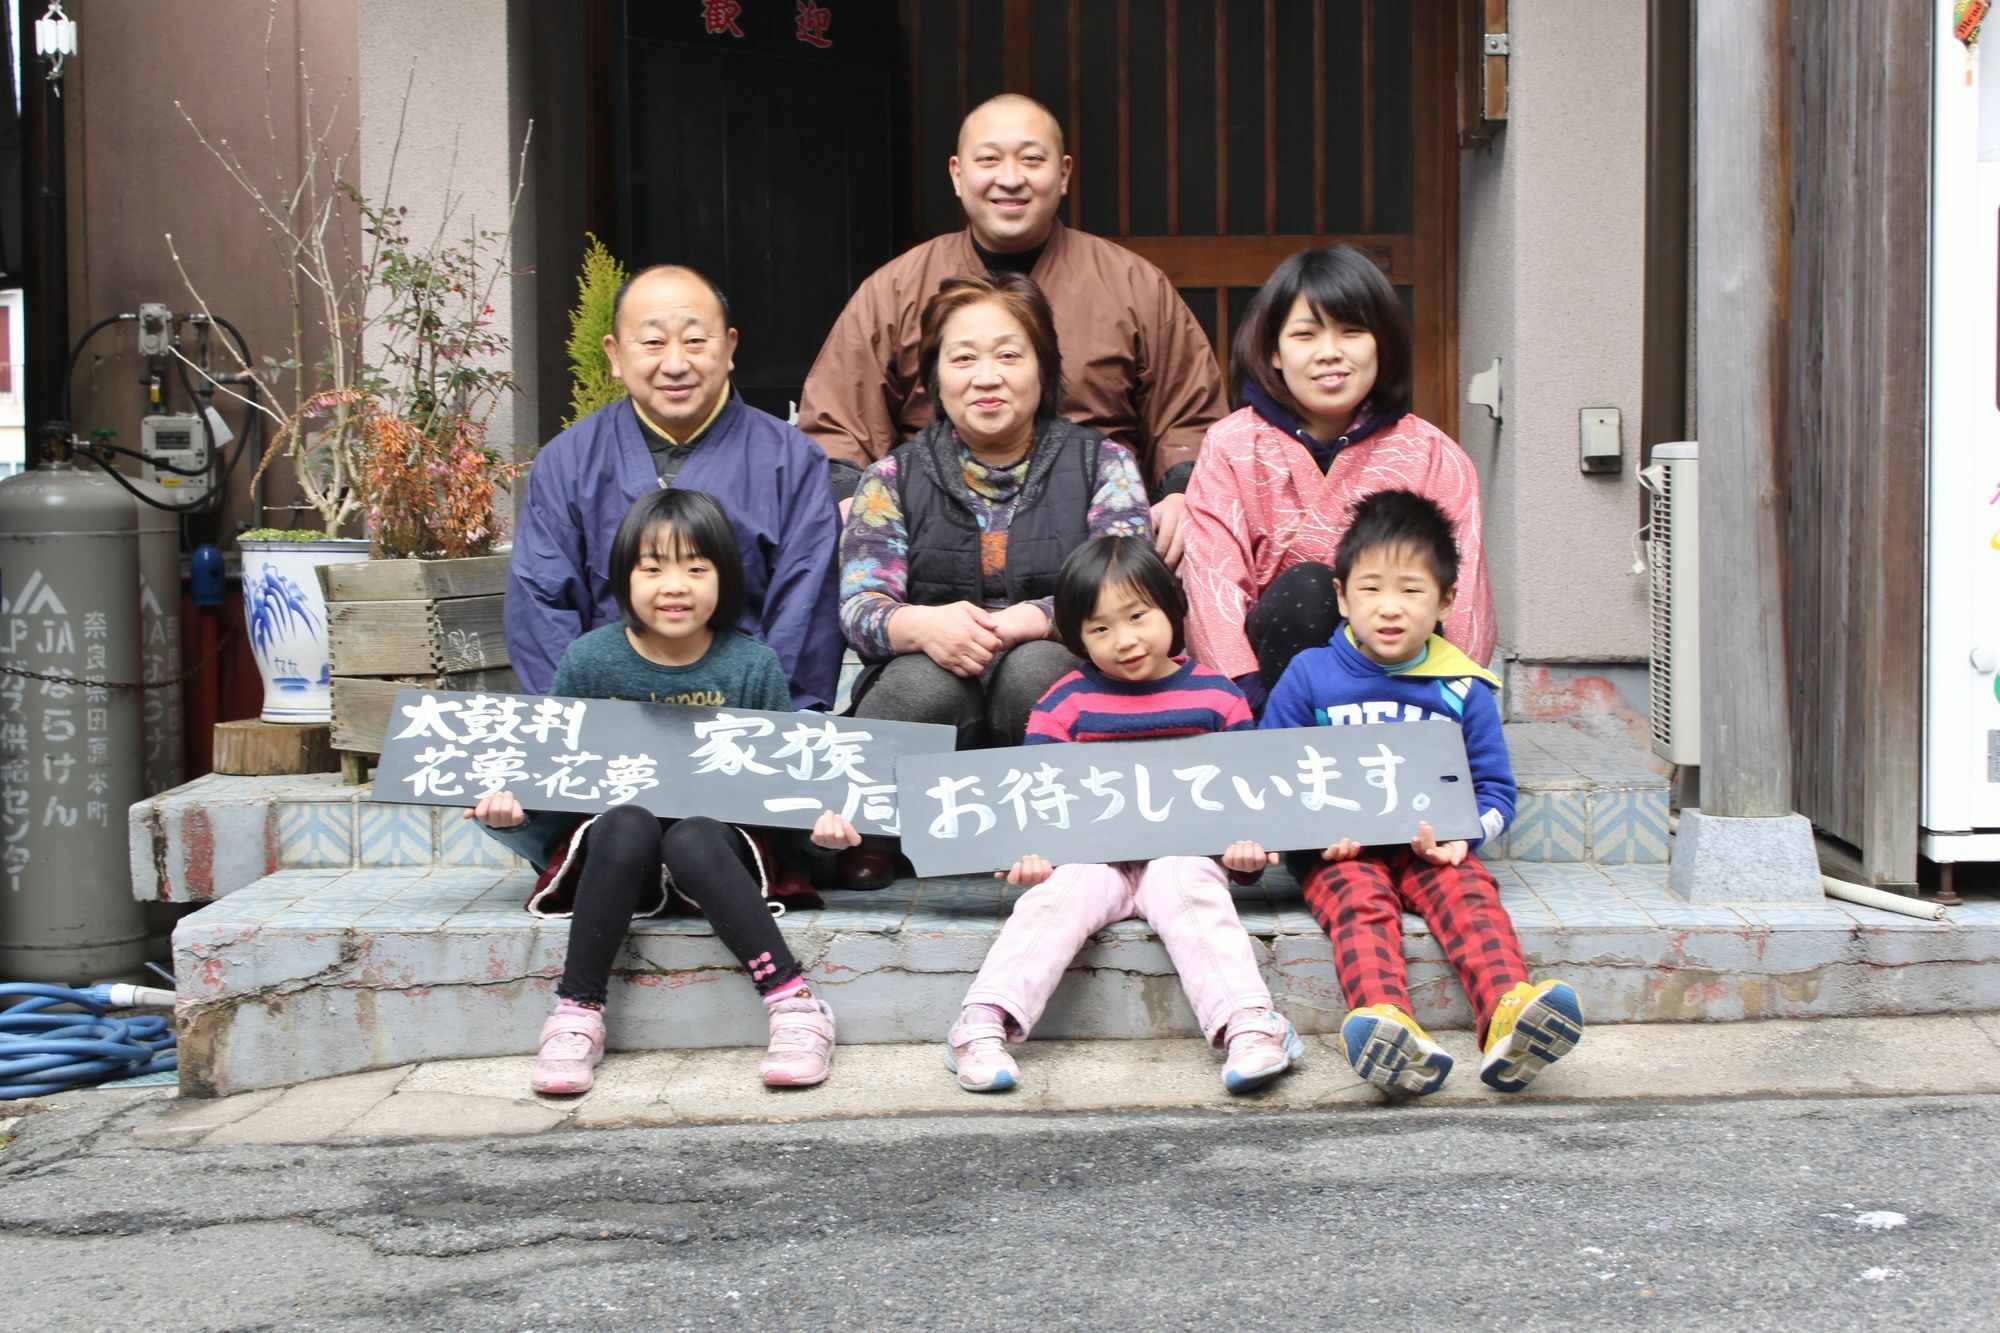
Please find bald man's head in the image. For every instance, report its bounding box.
[612,264,731,337]
[956,94,1066,157]
[950,96,1073,254]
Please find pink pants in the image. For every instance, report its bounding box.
[963,856,1273,1046]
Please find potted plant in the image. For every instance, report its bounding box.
[175,23,529,727]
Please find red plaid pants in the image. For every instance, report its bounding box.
[1300,848,1527,1037]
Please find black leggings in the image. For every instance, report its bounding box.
[1245,561,1345,689]
[557,805,802,1006]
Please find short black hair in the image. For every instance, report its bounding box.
[1051,535,1187,658]
[1232,244,1413,423]
[608,488,746,634]
[1332,489,1460,592]
[611,264,733,336]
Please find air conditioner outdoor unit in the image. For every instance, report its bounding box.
[1641,443,1699,765]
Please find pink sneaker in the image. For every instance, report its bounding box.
[1221,1009,1305,1095]
[945,1018,1020,1093]
[760,996,837,1087]
[530,1006,605,1096]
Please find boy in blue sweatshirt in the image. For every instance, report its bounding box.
[1258,490,1583,1097]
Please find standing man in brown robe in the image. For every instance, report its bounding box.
[797,93,1225,568]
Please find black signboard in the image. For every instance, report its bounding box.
[894,721,1484,876]
[373,690,954,838]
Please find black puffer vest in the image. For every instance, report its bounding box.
[896,415,1104,608]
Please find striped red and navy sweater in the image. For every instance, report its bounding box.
[1025,658,1254,744]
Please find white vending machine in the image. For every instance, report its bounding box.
[1923,2,2000,867]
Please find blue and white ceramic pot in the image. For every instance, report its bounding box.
[238,536,372,723]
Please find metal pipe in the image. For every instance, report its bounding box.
[19,5,70,466]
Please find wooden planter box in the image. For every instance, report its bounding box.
[317,555,517,760]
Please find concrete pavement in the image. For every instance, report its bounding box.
[6,1014,1989,1149]
[3,1080,1999,1330]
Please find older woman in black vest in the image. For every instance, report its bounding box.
[838,271,1153,750]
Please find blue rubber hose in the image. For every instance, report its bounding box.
[0,983,177,1101]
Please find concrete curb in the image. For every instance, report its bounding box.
[102,1014,2000,1147]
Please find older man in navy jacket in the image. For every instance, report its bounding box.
[505,265,841,708]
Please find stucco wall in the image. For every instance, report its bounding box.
[1457,0,1651,665]
[66,0,361,532]
[354,0,536,467]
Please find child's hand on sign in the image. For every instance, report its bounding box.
[998,854,1055,888]
[465,791,525,829]
[1411,821,1468,867]
[1221,840,1279,874]
[809,810,863,850]
[1318,837,1363,862]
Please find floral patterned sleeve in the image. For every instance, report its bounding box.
[1087,440,1154,539]
[837,456,911,660]
[1023,439,1156,624]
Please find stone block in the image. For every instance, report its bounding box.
[127,794,279,903]
[1668,808,1823,903]
[129,773,368,902]
[170,822,2000,1097]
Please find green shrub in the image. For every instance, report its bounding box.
[565,234,628,427]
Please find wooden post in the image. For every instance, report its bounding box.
[1693,0,1793,819]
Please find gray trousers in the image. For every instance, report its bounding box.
[851,641,1079,750]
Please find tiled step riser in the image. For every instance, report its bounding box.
[271,786,1664,867]
[132,775,1666,904]
[174,868,2000,1096]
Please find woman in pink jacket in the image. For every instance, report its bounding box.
[1181,245,1495,713]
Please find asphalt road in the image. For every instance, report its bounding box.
[2,1092,1994,1330]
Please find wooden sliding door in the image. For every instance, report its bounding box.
[903,0,1459,431]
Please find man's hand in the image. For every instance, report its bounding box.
[997,854,1055,888]
[1319,837,1363,862]
[839,496,855,523]
[465,790,525,829]
[896,601,1004,677]
[1222,840,1279,875]
[809,810,862,850]
[1151,492,1189,570]
[1411,821,1468,867]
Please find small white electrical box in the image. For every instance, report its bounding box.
[1579,407,1622,473]
[142,413,211,501]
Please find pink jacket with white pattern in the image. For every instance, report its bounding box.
[1180,406,1497,679]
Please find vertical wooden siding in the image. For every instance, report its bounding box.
[1784,0,1929,884]
[904,0,1457,430]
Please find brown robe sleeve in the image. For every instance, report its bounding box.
[1134,265,1228,484]
[795,271,917,475]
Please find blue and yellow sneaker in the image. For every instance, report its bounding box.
[1479,979,1584,1092]
[1340,1004,1454,1096]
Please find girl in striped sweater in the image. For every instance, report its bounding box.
[937,536,1302,1094]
